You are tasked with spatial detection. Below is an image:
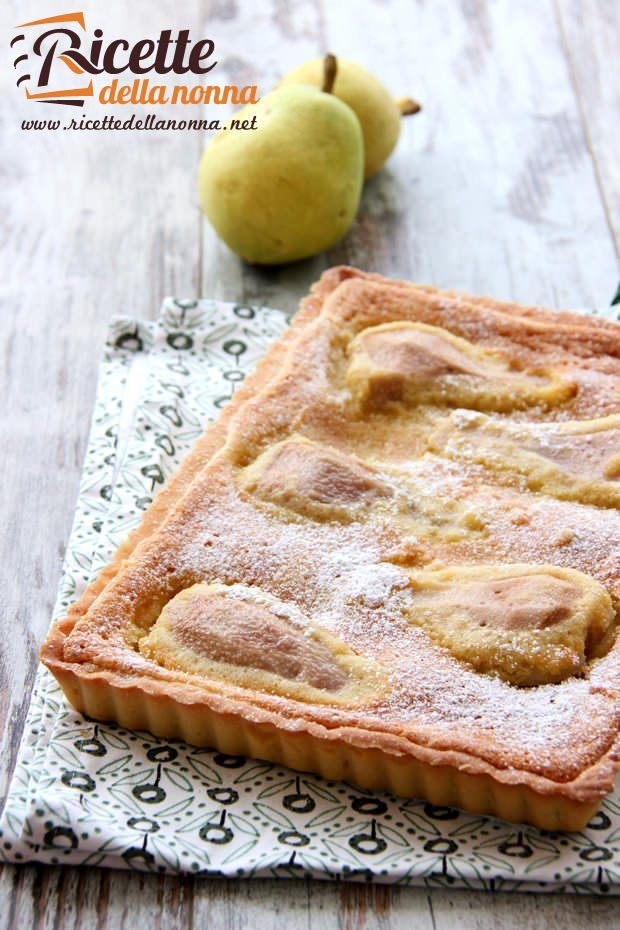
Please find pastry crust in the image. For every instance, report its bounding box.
[41,268,620,831]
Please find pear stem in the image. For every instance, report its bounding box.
[322,53,338,94]
[397,97,422,116]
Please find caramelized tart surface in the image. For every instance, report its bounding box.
[41,268,620,829]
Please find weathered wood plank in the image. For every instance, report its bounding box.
[322,0,617,309]
[0,0,202,797]
[200,0,618,312]
[199,0,330,313]
[0,0,203,923]
[3,867,620,929]
[555,0,620,259]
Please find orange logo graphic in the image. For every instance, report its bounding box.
[11,11,257,109]
[12,12,94,106]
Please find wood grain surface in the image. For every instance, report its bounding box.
[1,0,618,927]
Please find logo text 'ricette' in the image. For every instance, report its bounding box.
[12,12,258,107]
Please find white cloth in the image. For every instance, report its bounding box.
[1,298,618,892]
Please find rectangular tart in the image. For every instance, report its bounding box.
[41,268,620,831]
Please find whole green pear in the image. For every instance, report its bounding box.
[199,84,364,265]
[279,57,421,179]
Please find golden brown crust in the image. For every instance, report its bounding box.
[64,286,327,626]
[44,658,617,830]
[64,266,620,625]
[41,268,620,830]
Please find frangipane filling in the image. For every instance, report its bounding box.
[139,582,382,705]
[240,435,488,543]
[404,565,615,686]
[137,317,617,701]
[346,322,574,412]
[241,436,387,521]
[427,412,620,507]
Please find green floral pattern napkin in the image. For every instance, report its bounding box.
[1,298,618,892]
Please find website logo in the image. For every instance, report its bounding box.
[12,12,95,105]
[11,11,258,108]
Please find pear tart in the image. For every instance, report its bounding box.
[42,268,620,831]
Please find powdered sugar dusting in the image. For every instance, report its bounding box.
[65,277,620,785]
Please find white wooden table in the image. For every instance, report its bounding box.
[1,0,618,926]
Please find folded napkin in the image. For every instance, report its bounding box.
[1,298,618,892]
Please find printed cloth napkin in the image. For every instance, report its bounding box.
[1,297,619,893]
